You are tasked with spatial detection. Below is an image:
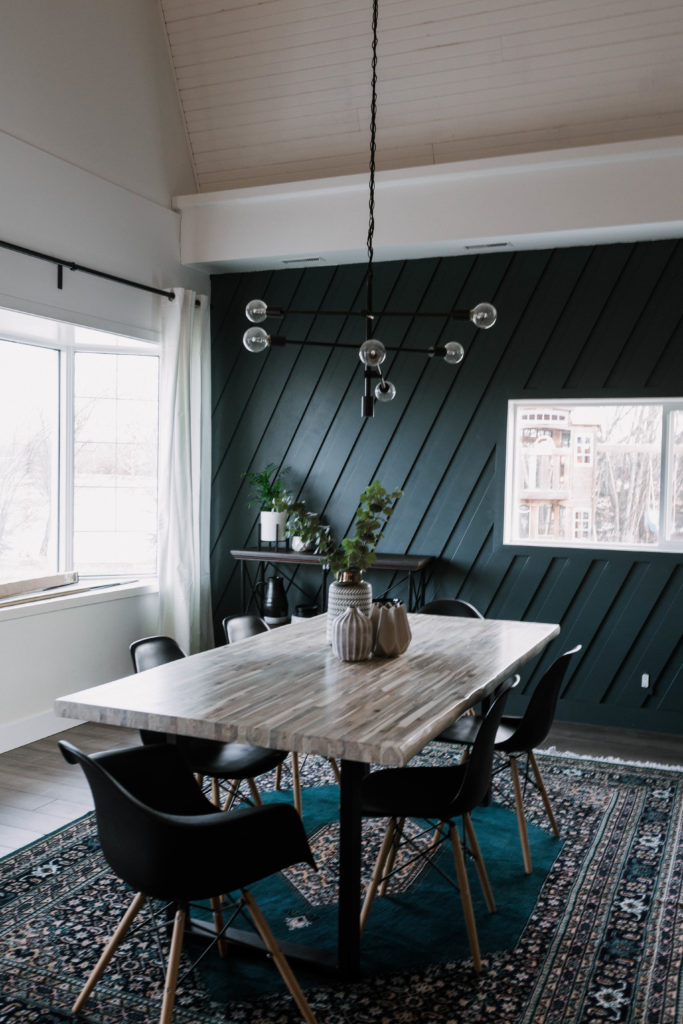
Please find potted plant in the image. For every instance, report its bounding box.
[244,463,290,543]
[320,480,402,641]
[285,503,330,553]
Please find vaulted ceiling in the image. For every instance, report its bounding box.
[159,0,683,194]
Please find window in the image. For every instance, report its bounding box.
[505,399,683,551]
[0,308,159,586]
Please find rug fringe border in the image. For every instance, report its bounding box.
[539,746,683,772]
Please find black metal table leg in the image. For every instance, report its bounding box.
[338,758,367,979]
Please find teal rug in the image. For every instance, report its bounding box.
[1,748,682,1023]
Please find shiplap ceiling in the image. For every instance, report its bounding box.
[159,0,683,194]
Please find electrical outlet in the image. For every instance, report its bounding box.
[641,673,650,689]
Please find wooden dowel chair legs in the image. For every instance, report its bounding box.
[449,824,482,973]
[242,889,317,1024]
[529,750,560,837]
[509,756,533,874]
[72,891,146,1014]
[160,905,186,1024]
[360,817,398,936]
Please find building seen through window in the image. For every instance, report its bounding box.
[506,400,683,551]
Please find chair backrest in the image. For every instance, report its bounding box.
[129,636,185,744]
[497,644,582,754]
[450,675,517,815]
[130,635,185,672]
[418,598,484,619]
[223,615,270,644]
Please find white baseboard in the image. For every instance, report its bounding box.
[0,709,84,754]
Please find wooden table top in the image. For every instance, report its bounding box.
[55,615,559,767]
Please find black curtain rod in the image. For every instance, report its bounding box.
[0,237,177,301]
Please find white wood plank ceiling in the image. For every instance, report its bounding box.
[159,0,683,193]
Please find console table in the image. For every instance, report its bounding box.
[230,548,434,614]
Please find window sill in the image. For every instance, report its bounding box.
[0,579,159,622]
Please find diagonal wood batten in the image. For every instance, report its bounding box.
[55,616,558,767]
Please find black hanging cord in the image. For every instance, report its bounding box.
[365,0,379,341]
[0,237,177,301]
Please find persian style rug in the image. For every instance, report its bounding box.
[0,747,682,1023]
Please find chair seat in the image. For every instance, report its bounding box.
[435,714,518,749]
[361,764,467,820]
[176,738,288,779]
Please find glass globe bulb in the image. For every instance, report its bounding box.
[245,299,268,323]
[470,302,497,329]
[242,326,270,353]
[443,341,465,365]
[358,339,386,367]
[375,379,396,402]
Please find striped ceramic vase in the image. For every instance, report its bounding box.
[331,605,373,662]
[326,574,372,643]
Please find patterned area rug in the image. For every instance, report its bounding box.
[1,747,682,1023]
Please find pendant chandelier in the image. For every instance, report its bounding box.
[241,0,498,418]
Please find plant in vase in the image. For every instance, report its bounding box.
[243,462,290,543]
[285,504,330,553]
[320,480,402,643]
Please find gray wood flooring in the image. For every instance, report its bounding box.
[0,719,681,858]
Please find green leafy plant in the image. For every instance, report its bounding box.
[320,481,403,577]
[285,503,330,551]
[243,463,290,512]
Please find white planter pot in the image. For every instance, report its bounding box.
[260,510,287,543]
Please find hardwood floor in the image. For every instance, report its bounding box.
[0,719,681,858]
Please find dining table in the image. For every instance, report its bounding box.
[55,612,560,979]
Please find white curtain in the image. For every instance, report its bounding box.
[157,288,214,653]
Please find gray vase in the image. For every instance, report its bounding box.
[331,605,373,662]
[327,576,373,643]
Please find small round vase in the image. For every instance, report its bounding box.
[327,572,372,643]
[331,605,373,662]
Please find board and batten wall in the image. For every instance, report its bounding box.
[210,239,682,734]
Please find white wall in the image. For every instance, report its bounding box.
[0,586,160,753]
[0,2,209,750]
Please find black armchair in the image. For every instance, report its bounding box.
[358,680,514,972]
[130,635,289,811]
[437,644,582,873]
[59,740,317,1024]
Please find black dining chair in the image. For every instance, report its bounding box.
[418,598,484,618]
[222,613,270,644]
[358,680,514,972]
[130,635,290,812]
[436,644,582,873]
[58,740,317,1024]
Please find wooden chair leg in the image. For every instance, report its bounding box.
[449,824,482,973]
[328,757,342,786]
[242,889,317,1024]
[429,821,445,854]
[379,816,404,896]
[509,756,533,874]
[72,891,146,1013]
[291,752,302,817]
[246,777,263,805]
[210,895,228,957]
[529,750,560,837]
[463,812,495,913]
[159,905,186,1024]
[275,763,283,790]
[210,778,221,807]
[222,778,239,811]
[360,818,398,936]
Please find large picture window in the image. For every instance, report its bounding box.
[0,309,159,586]
[505,399,683,551]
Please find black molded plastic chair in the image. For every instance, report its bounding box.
[418,598,484,618]
[436,644,582,874]
[59,740,317,1024]
[222,614,270,644]
[358,680,514,972]
[129,635,289,811]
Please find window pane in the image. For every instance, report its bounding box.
[508,402,666,549]
[670,410,683,540]
[73,352,158,575]
[0,341,59,583]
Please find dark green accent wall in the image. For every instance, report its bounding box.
[210,240,683,734]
